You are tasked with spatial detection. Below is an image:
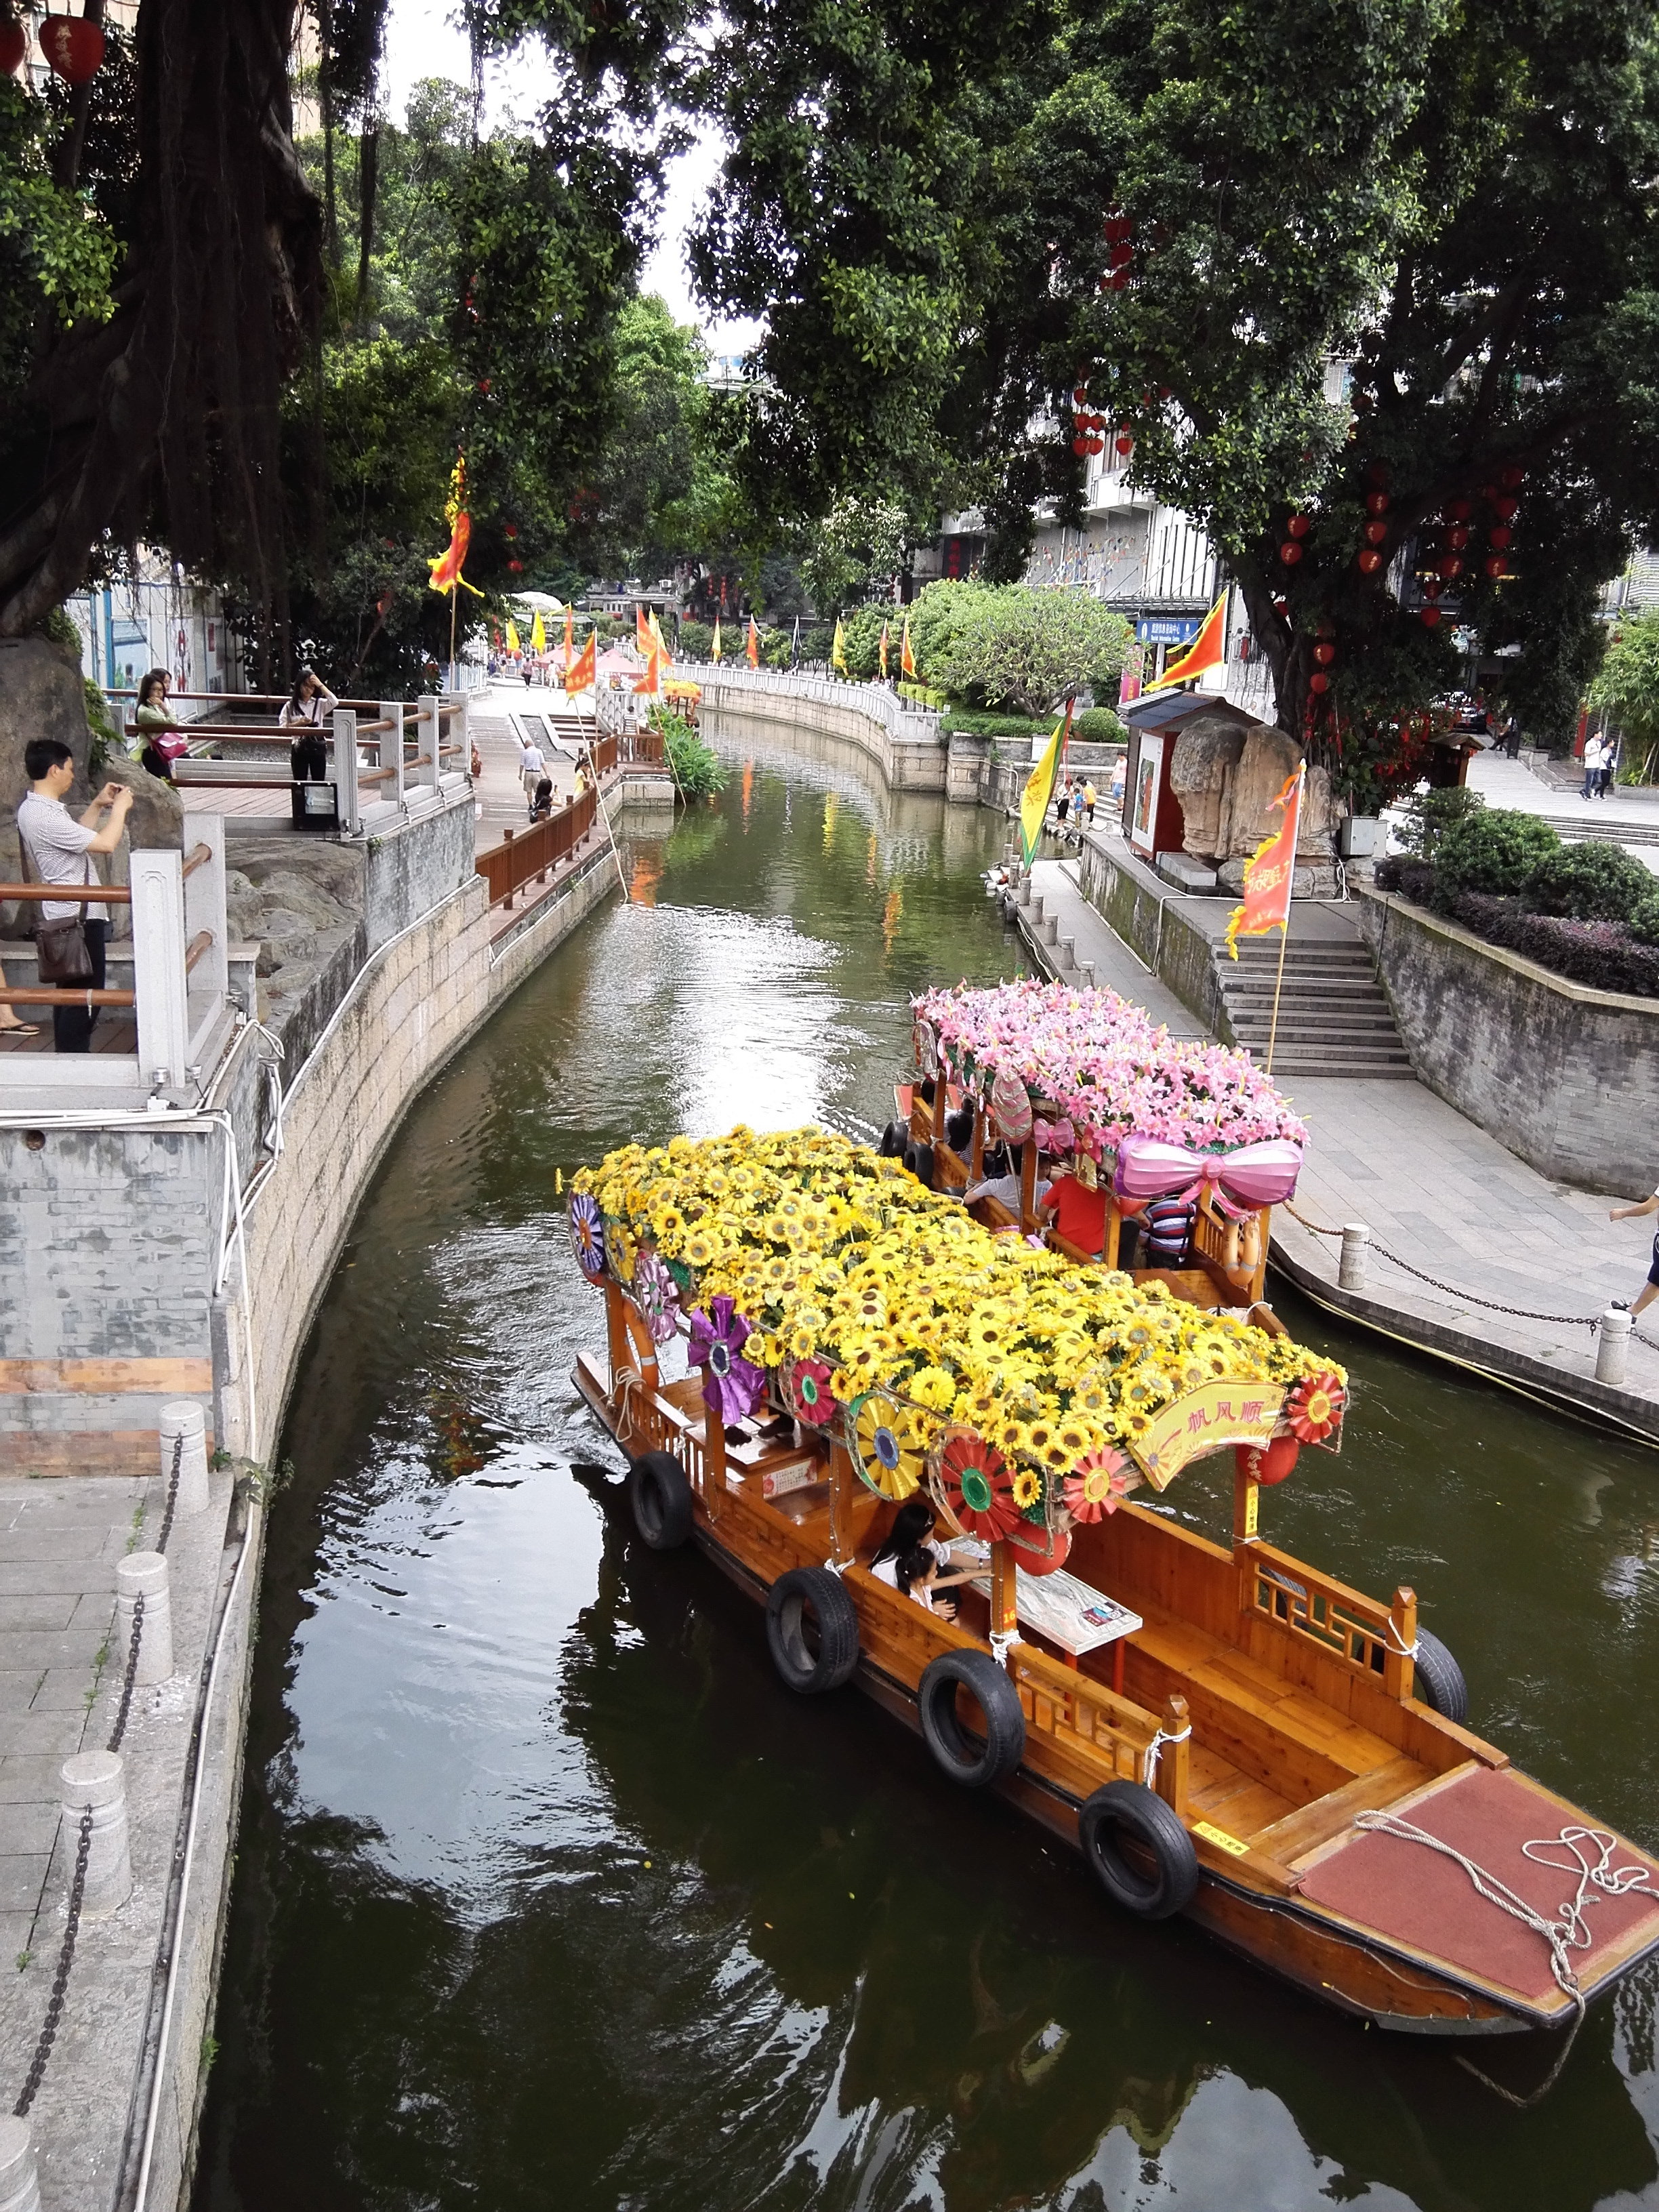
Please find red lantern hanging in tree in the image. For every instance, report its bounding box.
[1446,497,1472,523]
[39,12,104,82]
[1446,525,1470,550]
[1357,550,1384,575]
[1365,491,1390,516]
[1364,459,1390,488]
[1498,464,1525,491]
[1488,525,1511,550]
[0,18,25,73]
[1483,556,1508,579]
[1309,672,1330,695]
[1420,606,1442,628]
[1313,642,1337,666]
[1280,540,1305,566]
[1286,514,1311,538]
[1364,520,1388,546]
[1437,554,1465,580]
[1493,496,1520,521]
[1422,576,1443,600]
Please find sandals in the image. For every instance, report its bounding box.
[0,1022,41,1040]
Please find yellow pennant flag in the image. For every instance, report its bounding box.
[505,619,521,655]
[1141,592,1227,693]
[879,619,890,678]
[900,612,916,678]
[712,616,722,663]
[531,611,547,653]
[1019,702,1073,865]
[832,617,848,676]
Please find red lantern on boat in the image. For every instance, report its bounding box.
[1236,1436,1300,1486]
[1280,541,1305,566]
[39,12,104,82]
[0,18,25,73]
[1007,1524,1073,1576]
[1287,514,1311,538]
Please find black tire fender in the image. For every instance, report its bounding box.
[917,1648,1025,1786]
[905,1140,937,1189]
[764,1566,861,1694]
[878,1120,909,1158]
[1412,1626,1469,1725]
[1078,1780,1199,1920]
[627,1449,694,1551]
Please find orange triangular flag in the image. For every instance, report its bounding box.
[565,628,596,695]
[1142,592,1227,692]
[745,616,760,668]
[636,605,653,655]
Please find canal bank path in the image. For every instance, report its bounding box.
[1018,845,1659,1443]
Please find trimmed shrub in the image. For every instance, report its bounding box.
[940,708,1050,740]
[1628,893,1659,947]
[676,619,714,661]
[1523,839,1655,922]
[1073,706,1128,745]
[1373,856,1439,903]
[1436,808,1561,897]
[1445,892,1659,997]
[1393,785,1483,861]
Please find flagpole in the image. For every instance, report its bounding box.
[1263,766,1304,1077]
[586,632,631,901]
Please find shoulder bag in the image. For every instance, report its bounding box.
[17,815,94,986]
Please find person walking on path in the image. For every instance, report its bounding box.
[1610,1189,1659,1318]
[1582,731,1606,801]
[517,729,546,811]
[16,739,132,1054]
[281,665,338,782]
[1601,733,1620,797]
[1082,778,1097,825]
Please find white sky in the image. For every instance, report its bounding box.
[381,0,763,354]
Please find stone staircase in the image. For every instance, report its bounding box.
[1214,932,1415,1079]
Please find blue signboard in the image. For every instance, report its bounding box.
[1136,615,1202,645]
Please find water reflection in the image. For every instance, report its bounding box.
[194,743,1659,2212]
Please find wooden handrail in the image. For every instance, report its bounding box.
[180,842,213,880]
[0,987,134,1006]
[0,883,132,905]
[184,930,213,973]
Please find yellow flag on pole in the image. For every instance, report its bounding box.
[531,611,546,653]
[900,612,916,678]
[505,619,521,655]
[1019,703,1072,865]
[832,617,848,676]
[712,617,722,663]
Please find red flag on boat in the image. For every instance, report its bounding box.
[1225,769,1303,958]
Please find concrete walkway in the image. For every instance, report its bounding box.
[1019,853,1659,1438]
[1463,750,1659,862]
[471,681,590,853]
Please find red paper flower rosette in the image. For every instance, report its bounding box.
[1062,1448,1134,1521]
[940,1429,1021,1540]
[782,1355,836,1427]
[1286,1370,1346,1443]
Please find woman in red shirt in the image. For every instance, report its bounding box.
[1041,1155,1108,1257]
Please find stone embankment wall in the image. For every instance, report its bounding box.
[701,674,949,792]
[1355,887,1659,1199]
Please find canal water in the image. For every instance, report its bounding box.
[195,738,1659,2212]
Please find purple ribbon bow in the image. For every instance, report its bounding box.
[1113,1134,1303,1220]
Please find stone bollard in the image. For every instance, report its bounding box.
[59,1751,132,1919]
[1338,1223,1371,1292]
[1596,1305,1633,1387]
[158,1400,210,1517]
[0,2120,40,2212]
[115,1551,173,1685]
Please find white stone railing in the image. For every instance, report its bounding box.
[694,663,944,747]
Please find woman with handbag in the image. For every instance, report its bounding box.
[134,669,189,783]
[16,738,132,1053]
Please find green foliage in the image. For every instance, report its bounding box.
[678,619,714,660]
[650,705,726,798]
[1627,894,1659,948]
[0,81,118,405]
[1592,611,1659,777]
[925,587,1130,716]
[82,678,118,774]
[1524,841,1656,923]
[1436,809,1561,898]
[1073,707,1126,745]
[937,708,1050,739]
[1392,786,1485,861]
[801,496,911,613]
[899,680,947,708]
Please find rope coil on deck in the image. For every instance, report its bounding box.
[1351,1809,1658,2106]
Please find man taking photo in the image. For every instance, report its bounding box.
[17,739,133,1053]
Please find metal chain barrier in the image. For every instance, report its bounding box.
[1283,1201,1601,1330]
[12,1427,187,2116]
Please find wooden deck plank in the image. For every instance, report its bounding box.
[1251,1754,1433,1865]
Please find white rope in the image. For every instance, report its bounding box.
[989,1629,1017,1669]
[1384,1618,1419,1658]
[1142,1722,1191,1792]
[613,1365,646,1446]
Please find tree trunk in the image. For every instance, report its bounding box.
[356,126,380,320]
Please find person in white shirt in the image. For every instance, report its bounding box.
[281,666,339,781]
[517,732,546,807]
[16,737,131,1052]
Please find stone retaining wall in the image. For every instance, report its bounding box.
[703,679,947,792]
[1075,834,1233,1037]
[1355,887,1659,1198]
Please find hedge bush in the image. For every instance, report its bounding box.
[1373,855,1439,903]
[1393,786,1484,861]
[1073,706,1128,745]
[1435,808,1561,896]
[1443,892,1659,996]
[1524,840,1656,922]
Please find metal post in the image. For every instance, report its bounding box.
[131,848,188,1094]
[332,708,361,835]
[1597,1304,1633,1386]
[1337,1223,1370,1291]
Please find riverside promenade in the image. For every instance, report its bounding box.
[1016,844,1659,1441]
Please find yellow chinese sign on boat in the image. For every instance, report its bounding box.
[1129,1380,1284,1490]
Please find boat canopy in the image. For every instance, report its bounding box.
[571,1128,1345,1538]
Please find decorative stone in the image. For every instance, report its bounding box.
[1217,726,1303,859]
[0,2118,41,2212]
[116,1551,174,1685]
[59,1750,132,1919]
[159,1400,210,1517]
[1168,714,1248,858]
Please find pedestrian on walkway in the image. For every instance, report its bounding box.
[1054,775,1073,829]
[1601,733,1620,797]
[281,665,338,781]
[1582,732,1605,801]
[517,729,546,809]
[17,739,133,1054]
[530,775,555,822]
[1502,715,1522,760]
[1610,1187,1659,1317]
[1082,778,1097,825]
[134,670,187,783]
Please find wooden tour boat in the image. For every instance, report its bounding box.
[567,1007,1659,2068]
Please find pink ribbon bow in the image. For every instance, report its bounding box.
[1113,1134,1303,1220]
[1032,1115,1075,1154]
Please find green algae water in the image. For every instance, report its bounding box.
[194,736,1659,2212]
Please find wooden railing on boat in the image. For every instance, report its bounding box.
[1246,1539,1417,1698]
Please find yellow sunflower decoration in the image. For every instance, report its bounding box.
[848,1389,930,1500]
